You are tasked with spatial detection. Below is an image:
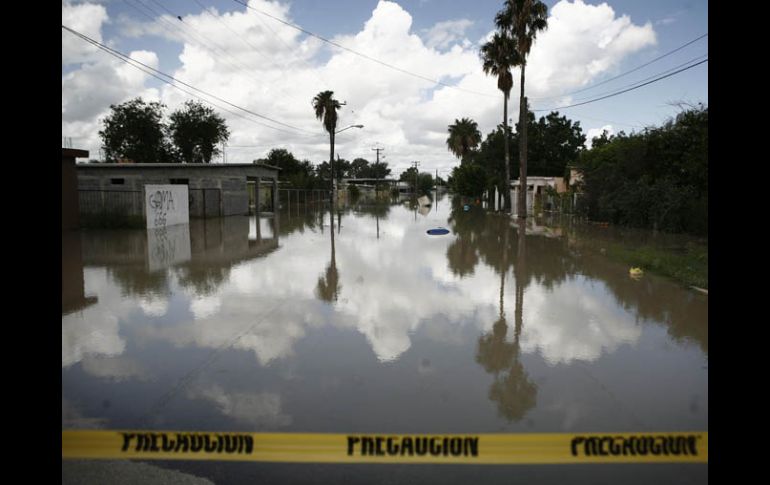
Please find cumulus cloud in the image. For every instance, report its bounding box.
[422,19,474,50]
[62,0,108,64]
[585,124,614,148]
[526,0,656,104]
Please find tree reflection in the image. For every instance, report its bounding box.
[476,219,537,422]
[316,208,341,302]
[175,265,230,297]
[108,267,169,297]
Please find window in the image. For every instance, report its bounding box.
[170,178,189,185]
[110,178,124,185]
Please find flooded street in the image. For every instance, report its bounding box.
[62,195,707,484]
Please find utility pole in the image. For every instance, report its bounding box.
[411,161,420,197]
[372,145,384,199]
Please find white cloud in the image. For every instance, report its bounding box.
[526,0,656,102]
[422,19,474,50]
[586,124,613,148]
[62,0,109,64]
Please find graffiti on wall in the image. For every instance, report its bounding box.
[145,185,189,229]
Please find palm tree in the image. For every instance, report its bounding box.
[481,32,520,212]
[495,0,548,219]
[312,91,343,204]
[446,118,482,161]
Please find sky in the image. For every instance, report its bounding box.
[61,0,708,178]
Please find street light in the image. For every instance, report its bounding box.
[335,124,364,134]
[330,125,364,204]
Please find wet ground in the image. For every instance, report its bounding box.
[62,195,707,484]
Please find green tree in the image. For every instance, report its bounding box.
[512,110,586,177]
[496,0,549,218]
[449,163,487,197]
[577,105,708,234]
[446,118,482,161]
[481,32,520,210]
[99,98,172,163]
[350,158,370,178]
[168,100,230,164]
[313,91,343,201]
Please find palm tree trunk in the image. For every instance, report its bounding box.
[504,91,511,212]
[330,131,336,207]
[518,63,527,219]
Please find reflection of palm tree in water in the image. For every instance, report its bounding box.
[476,219,537,421]
[316,208,341,302]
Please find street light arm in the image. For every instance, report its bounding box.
[335,124,364,134]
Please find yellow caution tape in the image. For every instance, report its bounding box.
[62,430,707,464]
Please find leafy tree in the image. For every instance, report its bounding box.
[99,98,172,163]
[590,129,613,149]
[367,160,392,180]
[512,111,586,177]
[350,158,370,178]
[496,0,549,218]
[446,118,482,161]
[481,32,520,210]
[168,100,230,163]
[577,105,708,234]
[449,163,487,197]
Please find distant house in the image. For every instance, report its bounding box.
[510,176,566,214]
[76,162,280,226]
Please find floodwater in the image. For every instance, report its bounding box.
[62,194,707,484]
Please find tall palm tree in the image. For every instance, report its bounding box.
[495,0,548,219]
[481,32,520,212]
[312,91,343,204]
[446,118,482,161]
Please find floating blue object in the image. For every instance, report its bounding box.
[427,228,450,235]
[463,205,470,211]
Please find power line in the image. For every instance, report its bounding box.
[531,33,708,101]
[232,0,499,99]
[532,58,707,112]
[62,24,320,136]
[567,54,707,103]
[129,0,309,110]
[186,0,319,106]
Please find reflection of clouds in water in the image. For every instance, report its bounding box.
[63,268,139,367]
[72,210,650,369]
[190,295,221,320]
[148,215,501,363]
[186,383,292,428]
[139,297,168,317]
[137,300,319,366]
[62,312,124,368]
[80,355,151,382]
[519,278,642,364]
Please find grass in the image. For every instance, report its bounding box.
[604,240,708,290]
